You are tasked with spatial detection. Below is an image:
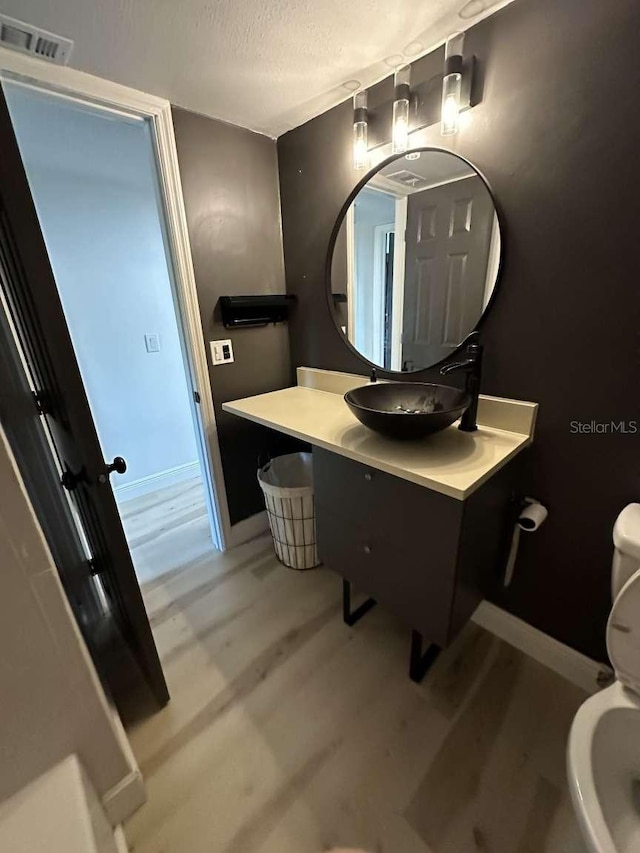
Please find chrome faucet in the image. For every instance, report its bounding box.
[440,331,483,432]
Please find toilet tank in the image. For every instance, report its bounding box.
[612,504,640,599]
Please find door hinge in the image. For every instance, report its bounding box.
[32,390,48,415]
[193,390,201,404]
[60,466,85,491]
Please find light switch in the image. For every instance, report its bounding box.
[210,338,234,365]
[145,333,160,353]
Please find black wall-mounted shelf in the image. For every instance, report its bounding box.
[219,295,295,329]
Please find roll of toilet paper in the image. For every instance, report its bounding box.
[517,500,548,532]
[504,499,548,586]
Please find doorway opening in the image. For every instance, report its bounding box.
[3,81,220,586]
[350,187,396,366]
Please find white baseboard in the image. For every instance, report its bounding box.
[472,601,613,695]
[226,510,270,550]
[102,767,146,826]
[114,461,199,502]
[102,705,146,826]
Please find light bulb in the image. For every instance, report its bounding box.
[441,75,461,135]
[392,99,409,153]
[353,122,368,170]
[352,91,369,170]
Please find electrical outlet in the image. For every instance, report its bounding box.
[145,333,160,353]
[210,339,234,365]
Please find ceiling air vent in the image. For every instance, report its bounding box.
[0,14,73,65]
[384,169,428,189]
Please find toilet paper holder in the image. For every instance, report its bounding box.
[517,496,549,531]
[504,496,549,586]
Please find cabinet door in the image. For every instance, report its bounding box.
[315,475,462,646]
[313,448,517,647]
[313,446,460,538]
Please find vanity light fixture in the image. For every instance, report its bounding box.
[352,90,369,170]
[441,32,465,136]
[392,65,411,154]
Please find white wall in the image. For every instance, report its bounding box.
[4,84,198,495]
[0,426,142,821]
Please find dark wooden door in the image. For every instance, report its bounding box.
[402,175,494,369]
[0,87,169,708]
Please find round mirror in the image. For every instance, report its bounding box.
[328,147,502,372]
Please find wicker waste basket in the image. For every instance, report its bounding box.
[257,452,320,570]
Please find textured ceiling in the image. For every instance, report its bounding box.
[2,0,514,137]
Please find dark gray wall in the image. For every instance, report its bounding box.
[172,108,296,524]
[278,0,640,661]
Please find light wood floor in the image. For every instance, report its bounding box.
[122,490,588,853]
[117,478,212,586]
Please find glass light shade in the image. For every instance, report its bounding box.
[392,66,411,154]
[353,90,367,111]
[353,91,368,170]
[353,120,368,170]
[445,31,465,62]
[441,31,464,136]
[392,97,409,153]
[441,71,462,135]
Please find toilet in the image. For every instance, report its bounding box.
[568,503,640,853]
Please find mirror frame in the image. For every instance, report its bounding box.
[325,146,505,375]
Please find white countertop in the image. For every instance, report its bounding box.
[223,370,537,500]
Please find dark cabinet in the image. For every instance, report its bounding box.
[314,447,518,650]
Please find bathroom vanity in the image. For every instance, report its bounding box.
[223,367,537,680]
[224,145,537,680]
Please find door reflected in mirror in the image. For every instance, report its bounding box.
[329,148,501,373]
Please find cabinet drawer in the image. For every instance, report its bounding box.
[313,447,460,543]
[316,504,455,645]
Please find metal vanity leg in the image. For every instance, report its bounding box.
[342,579,377,626]
[409,631,440,683]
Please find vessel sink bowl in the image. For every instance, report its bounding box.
[344,382,471,440]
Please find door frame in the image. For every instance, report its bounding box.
[371,222,394,367]
[0,46,232,550]
[390,196,407,371]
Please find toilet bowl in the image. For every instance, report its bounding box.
[568,504,640,853]
[568,682,640,853]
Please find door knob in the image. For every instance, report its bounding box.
[106,456,127,475]
[98,456,127,483]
